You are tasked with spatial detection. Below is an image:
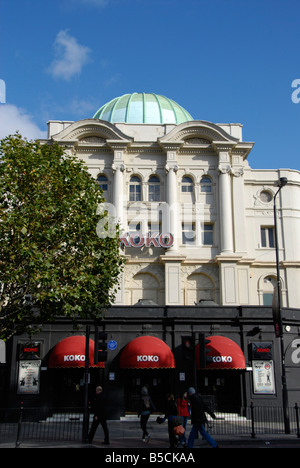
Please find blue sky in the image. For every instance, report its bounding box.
[1,0,300,170]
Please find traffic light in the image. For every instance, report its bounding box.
[94,327,108,364]
[198,333,212,368]
[181,335,194,360]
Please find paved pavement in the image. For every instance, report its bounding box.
[2,415,300,450]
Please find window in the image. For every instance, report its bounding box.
[261,226,275,248]
[148,175,160,201]
[200,176,212,193]
[148,222,161,235]
[182,223,196,244]
[260,190,273,203]
[128,222,142,246]
[262,276,276,305]
[263,293,273,306]
[181,176,193,193]
[202,223,213,245]
[97,174,108,192]
[129,221,141,232]
[129,176,142,202]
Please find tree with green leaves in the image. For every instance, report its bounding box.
[0,134,124,340]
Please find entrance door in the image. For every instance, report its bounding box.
[49,369,83,408]
[197,370,242,412]
[124,369,174,413]
[49,368,104,409]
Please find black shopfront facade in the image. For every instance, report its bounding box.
[2,305,300,419]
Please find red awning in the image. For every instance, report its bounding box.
[120,336,175,369]
[196,335,246,370]
[48,336,104,368]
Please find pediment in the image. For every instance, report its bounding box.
[159,120,239,146]
[50,119,133,146]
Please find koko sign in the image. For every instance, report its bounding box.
[18,342,41,360]
[251,342,273,360]
[64,354,86,363]
[137,355,159,362]
[119,232,174,248]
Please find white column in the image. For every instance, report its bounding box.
[112,165,125,229]
[218,151,234,254]
[111,145,126,231]
[160,146,184,305]
[231,157,247,254]
[215,148,240,306]
[111,147,126,305]
[166,164,179,251]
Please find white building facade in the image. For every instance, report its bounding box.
[46,93,300,311]
[5,93,300,416]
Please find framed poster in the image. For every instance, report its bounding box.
[252,360,276,394]
[17,360,41,394]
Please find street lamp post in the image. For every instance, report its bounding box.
[82,325,90,443]
[273,176,290,434]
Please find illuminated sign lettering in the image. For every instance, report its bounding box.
[256,347,271,353]
[18,342,41,360]
[251,342,273,360]
[212,356,233,363]
[119,232,174,248]
[137,355,159,362]
[64,355,85,362]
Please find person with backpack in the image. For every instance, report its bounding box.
[177,391,190,446]
[164,393,179,448]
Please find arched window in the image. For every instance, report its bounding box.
[262,276,276,305]
[200,176,212,193]
[130,272,161,305]
[97,174,108,197]
[148,175,160,201]
[185,272,216,305]
[258,274,287,307]
[129,175,142,201]
[181,176,193,193]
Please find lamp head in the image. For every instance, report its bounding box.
[278,177,288,188]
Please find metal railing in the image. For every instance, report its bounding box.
[0,404,300,447]
[206,404,300,437]
[0,407,85,447]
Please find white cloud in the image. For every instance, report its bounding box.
[48,30,91,81]
[0,104,47,140]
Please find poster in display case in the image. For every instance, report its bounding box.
[252,360,276,394]
[17,360,41,394]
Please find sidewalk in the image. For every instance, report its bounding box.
[2,415,300,449]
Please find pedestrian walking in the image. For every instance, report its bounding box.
[187,387,219,448]
[177,391,190,445]
[88,386,109,445]
[138,386,155,442]
[164,393,179,448]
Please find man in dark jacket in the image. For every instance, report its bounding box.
[164,393,178,448]
[88,386,109,444]
[187,387,218,448]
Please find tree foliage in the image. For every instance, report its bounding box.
[0,134,124,340]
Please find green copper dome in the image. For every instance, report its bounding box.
[93,93,193,124]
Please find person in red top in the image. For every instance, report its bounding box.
[177,391,190,446]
